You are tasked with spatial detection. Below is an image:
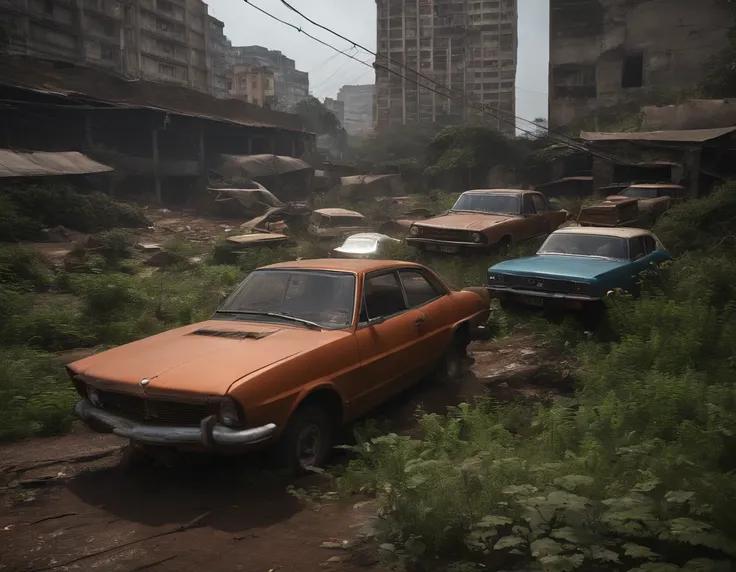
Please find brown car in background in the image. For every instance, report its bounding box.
[68,259,491,473]
[406,189,568,254]
[605,183,688,219]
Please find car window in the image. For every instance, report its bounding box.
[451,193,521,215]
[531,194,548,212]
[522,194,536,214]
[362,272,407,321]
[399,270,444,308]
[629,236,646,260]
[643,235,657,254]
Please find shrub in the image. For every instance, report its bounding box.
[0,245,54,291]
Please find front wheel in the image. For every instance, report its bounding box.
[436,336,468,382]
[276,405,335,474]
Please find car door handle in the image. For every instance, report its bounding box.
[414,316,427,326]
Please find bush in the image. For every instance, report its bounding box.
[0,245,54,291]
[0,347,77,441]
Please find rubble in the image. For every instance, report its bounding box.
[144,251,179,267]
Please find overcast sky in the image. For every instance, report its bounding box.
[207,0,550,125]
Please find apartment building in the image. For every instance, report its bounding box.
[336,84,374,135]
[208,15,232,98]
[0,0,213,93]
[231,45,309,111]
[229,65,275,108]
[324,97,345,126]
[548,0,731,129]
[374,0,517,134]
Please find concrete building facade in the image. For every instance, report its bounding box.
[337,84,375,135]
[229,65,275,108]
[208,15,232,98]
[0,0,215,94]
[548,0,732,129]
[374,0,517,134]
[323,97,345,126]
[231,45,309,111]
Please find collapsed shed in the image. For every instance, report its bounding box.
[212,154,314,201]
[337,174,405,200]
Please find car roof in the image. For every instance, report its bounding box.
[462,188,527,195]
[553,226,652,239]
[262,258,424,274]
[626,183,685,189]
[313,208,365,217]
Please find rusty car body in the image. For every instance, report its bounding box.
[605,183,687,218]
[406,189,568,254]
[68,259,491,471]
[307,208,372,239]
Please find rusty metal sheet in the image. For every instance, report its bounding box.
[214,155,312,179]
[580,126,736,143]
[0,150,113,178]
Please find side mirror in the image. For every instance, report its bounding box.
[368,316,385,326]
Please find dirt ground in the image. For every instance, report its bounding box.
[0,323,570,572]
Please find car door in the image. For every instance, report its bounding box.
[397,269,452,375]
[520,193,545,239]
[349,271,425,418]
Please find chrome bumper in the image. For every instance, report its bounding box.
[73,399,278,447]
[486,286,600,302]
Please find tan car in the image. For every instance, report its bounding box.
[307,208,372,239]
[605,183,687,219]
[67,259,491,472]
[406,189,568,254]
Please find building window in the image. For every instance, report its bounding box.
[159,63,176,76]
[622,53,644,88]
[44,0,53,15]
[102,20,115,36]
[156,18,170,31]
[101,46,115,60]
[157,0,174,14]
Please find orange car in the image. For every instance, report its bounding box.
[67,259,490,472]
[407,189,568,254]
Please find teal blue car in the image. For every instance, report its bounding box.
[486,227,671,310]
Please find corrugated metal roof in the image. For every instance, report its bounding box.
[214,154,312,178]
[580,126,736,143]
[0,149,113,178]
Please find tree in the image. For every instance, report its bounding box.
[293,96,347,143]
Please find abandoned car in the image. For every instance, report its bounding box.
[486,227,670,310]
[68,259,491,471]
[332,233,401,259]
[606,183,688,218]
[406,189,568,254]
[307,208,372,239]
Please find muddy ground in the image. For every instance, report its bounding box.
[0,335,571,572]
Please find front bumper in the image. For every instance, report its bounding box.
[73,399,278,448]
[406,237,487,249]
[487,286,600,302]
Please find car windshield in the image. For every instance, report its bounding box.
[538,233,629,259]
[622,186,659,198]
[215,269,356,329]
[451,193,521,215]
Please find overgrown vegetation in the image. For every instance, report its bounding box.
[0,181,149,241]
[336,183,736,571]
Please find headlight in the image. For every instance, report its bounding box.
[471,232,482,243]
[487,273,504,283]
[409,226,420,236]
[87,386,102,407]
[219,398,241,427]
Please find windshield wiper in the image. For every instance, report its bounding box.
[215,310,322,330]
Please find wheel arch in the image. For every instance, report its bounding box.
[290,384,345,428]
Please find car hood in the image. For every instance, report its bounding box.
[490,255,630,281]
[415,212,518,231]
[69,319,349,396]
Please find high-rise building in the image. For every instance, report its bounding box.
[0,0,214,94]
[337,84,375,135]
[229,65,275,108]
[374,0,517,134]
[323,97,346,126]
[230,45,309,111]
[548,0,731,129]
[208,15,233,98]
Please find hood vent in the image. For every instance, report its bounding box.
[191,329,274,340]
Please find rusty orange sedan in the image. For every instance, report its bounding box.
[67,259,490,472]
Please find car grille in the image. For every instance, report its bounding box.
[420,227,470,242]
[97,390,209,426]
[504,275,575,294]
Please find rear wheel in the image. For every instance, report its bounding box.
[276,404,335,474]
[437,334,468,382]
